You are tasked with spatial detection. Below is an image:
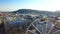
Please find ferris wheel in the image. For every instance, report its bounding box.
[26,18,60,34]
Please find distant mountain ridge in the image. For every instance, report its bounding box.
[1,9,60,16]
[12,9,54,16]
[54,11,60,16]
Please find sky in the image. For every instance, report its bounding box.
[0,0,60,12]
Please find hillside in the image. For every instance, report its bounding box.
[11,9,54,16]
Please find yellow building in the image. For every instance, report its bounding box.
[55,16,60,28]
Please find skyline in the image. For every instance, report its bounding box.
[0,0,60,12]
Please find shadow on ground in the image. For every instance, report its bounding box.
[0,23,5,34]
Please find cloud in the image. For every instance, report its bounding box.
[0,0,60,12]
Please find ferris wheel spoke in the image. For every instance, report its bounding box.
[52,30,60,34]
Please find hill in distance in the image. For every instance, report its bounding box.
[12,9,54,15]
